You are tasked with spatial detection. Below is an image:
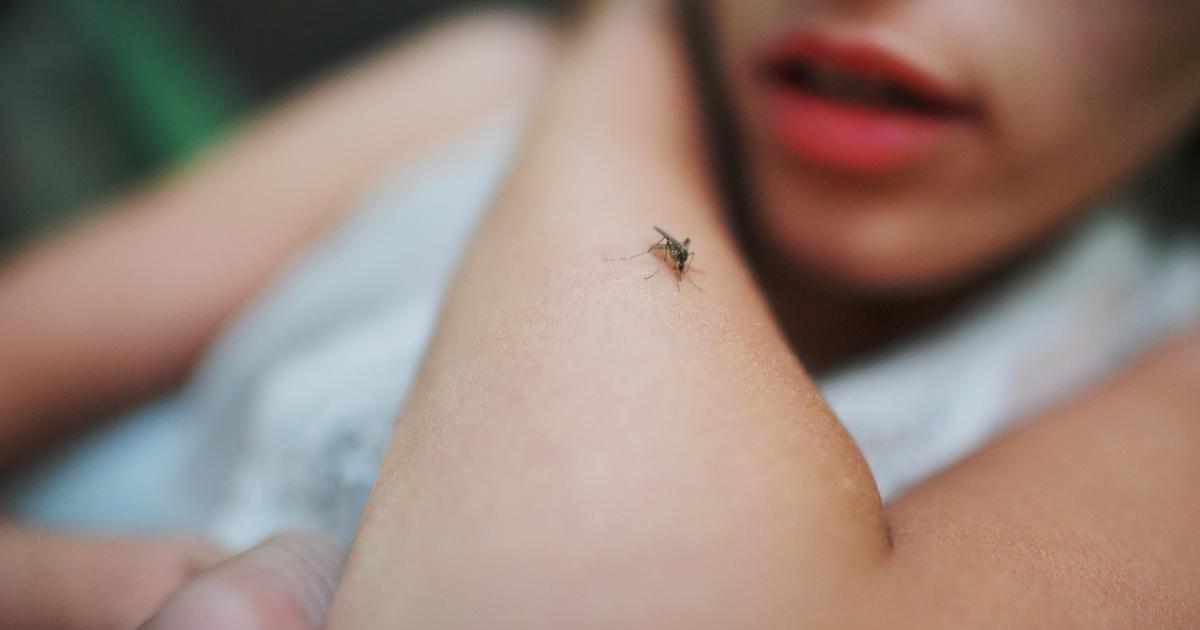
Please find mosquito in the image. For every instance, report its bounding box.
[607,226,700,291]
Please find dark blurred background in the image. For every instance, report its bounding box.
[0,0,557,253]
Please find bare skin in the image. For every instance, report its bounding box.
[0,2,1195,628]
[0,10,554,628]
[328,4,1199,628]
[137,533,344,630]
[0,9,554,474]
[0,523,226,630]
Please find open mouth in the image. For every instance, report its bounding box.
[760,56,971,118]
[753,32,979,172]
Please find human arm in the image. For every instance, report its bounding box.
[0,12,554,628]
[329,4,888,626]
[327,3,1200,628]
[0,10,555,472]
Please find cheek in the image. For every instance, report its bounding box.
[982,3,1200,177]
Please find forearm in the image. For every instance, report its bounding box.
[0,10,553,470]
[329,4,888,628]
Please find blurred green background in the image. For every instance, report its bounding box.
[0,0,555,253]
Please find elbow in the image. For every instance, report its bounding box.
[342,408,891,628]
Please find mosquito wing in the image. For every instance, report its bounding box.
[653,226,684,249]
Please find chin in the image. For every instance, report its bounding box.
[754,203,1004,297]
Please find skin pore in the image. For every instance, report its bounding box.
[328,2,1200,627]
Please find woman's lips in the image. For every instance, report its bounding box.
[756,32,979,174]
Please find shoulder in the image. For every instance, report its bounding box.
[410,8,559,67]
[358,8,560,101]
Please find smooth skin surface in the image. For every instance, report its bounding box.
[0,524,225,630]
[328,4,1199,628]
[138,533,344,630]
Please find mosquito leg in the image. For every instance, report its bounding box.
[606,250,648,262]
[605,238,667,262]
[644,267,661,281]
[683,252,702,291]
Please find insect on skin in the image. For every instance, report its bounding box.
[607,226,700,291]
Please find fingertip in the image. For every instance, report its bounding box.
[140,531,346,630]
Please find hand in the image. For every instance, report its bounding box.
[139,532,344,630]
[0,524,228,630]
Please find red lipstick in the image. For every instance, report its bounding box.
[756,32,978,173]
